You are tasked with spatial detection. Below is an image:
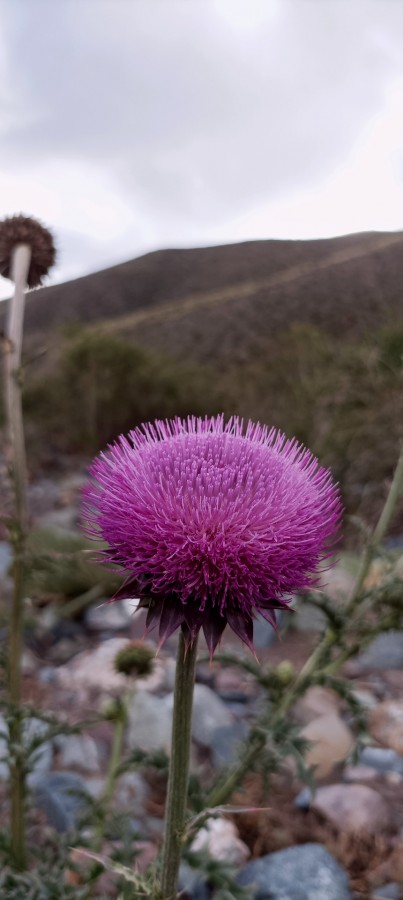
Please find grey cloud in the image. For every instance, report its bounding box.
[1,0,403,280]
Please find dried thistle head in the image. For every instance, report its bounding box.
[0,214,56,287]
[114,641,155,678]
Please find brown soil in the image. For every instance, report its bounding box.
[234,773,402,899]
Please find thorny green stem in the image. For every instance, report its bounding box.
[206,732,266,812]
[203,448,403,815]
[4,244,31,870]
[160,632,198,900]
[274,445,403,717]
[347,446,403,613]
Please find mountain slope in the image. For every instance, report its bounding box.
[2,230,403,527]
[4,231,403,362]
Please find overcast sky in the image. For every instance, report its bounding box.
[1,0,403,297]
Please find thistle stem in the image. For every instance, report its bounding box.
[203,450,403,816]
[160,632,198,900]
[4,243,31,870]
[94,699,126,852]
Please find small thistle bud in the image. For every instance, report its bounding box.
[0,214,56,287]
[101,698,122,722]
[275,660,295,685]
[101,696,128,725]
[114,641,155,678]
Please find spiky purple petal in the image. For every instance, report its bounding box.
[82,415,342,653]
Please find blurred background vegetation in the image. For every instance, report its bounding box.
[3,318,399,538]
[1,233,403,539]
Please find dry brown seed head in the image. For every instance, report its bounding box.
[0,214,56,287]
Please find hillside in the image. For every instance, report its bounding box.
[2,230,403,530]
[2,230,403,357]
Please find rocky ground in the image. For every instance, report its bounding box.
[1,469,403,899]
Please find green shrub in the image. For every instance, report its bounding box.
[24,330,221,454]
[25,528,121,603]
[378,324,403,372]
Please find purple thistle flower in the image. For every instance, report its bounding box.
[82,415,342,656]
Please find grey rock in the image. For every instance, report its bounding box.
[27,477,61,517]
[21,649,37,676]
[178,863,210,900]
[0,541,11,578]
[237,843,351,899]
[38,666,58,684]
[360,746,403,777]
[191,816,250,865]
[127,817,144,836]
[217,690,251,705]
[33,771,89,832]
[293,787,313,810]
[353,631,403,671]
[84,599,132,633]
[343,764,378,782]
[114,771,149,818]
[51,619,84,642]
[54,733,100,774]
[385,534,403,550]
[191,684,233,747]
[294,602,326,632]
[56,637,131,692]
[38,507,77,532]
[211,722,248,768]
[84,776,106,799]
[372,884,401,900]
[294,567,355,634]
[311,784,391,834]
[143,815,165,837]
[48,636,88,665]
[301,713,354,779]
[320,566,355,602]
[351,688,378,710]
[127,690,172,752]
[254,610,285,647]
[24,717,53,780]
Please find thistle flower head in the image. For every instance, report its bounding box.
[82,416,342,655]
[0,214,56,287]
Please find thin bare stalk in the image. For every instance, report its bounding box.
[160,632,198,900]
[94,698,127,852]
[4,243,31,870]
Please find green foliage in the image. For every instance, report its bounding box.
[378,323,403,371]
[24,330,221,454]
[183,851,253,899]
[11,318,403,528]
[25,527,121,603]
[219,321,403,528]
[116,746,170,779]
[1,460,403,895]
[2,311,403,893]
[0,867,88,900]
